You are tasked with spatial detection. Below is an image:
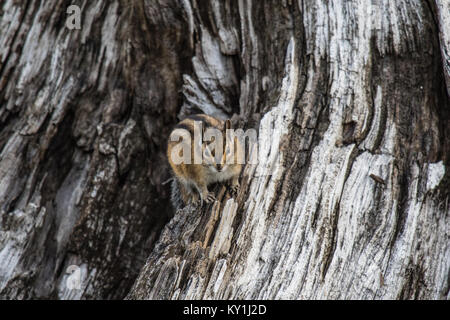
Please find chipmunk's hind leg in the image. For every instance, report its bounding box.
[194,182,216,206]
[182,182,199,206]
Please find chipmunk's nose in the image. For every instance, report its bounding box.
[217,164,223,172]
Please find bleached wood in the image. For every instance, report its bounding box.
[128,0,449,300]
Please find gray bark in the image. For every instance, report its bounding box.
[0,0,188,299]
[0,0,449,300]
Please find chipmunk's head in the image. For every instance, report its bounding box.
[202,119,238,173]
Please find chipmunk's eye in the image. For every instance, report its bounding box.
[203,146,215,163]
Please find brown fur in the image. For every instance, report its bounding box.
[167,114,242,206]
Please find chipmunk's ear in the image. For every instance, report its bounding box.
[224,119,232,131]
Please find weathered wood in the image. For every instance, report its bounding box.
[0,0,448,300]
[434,0,450,96]
[127,0,450,300]
[0,0,190,299]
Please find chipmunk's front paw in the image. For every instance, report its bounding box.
[196,193,216,206]
[204,192,216,204]
[229,184,240,196]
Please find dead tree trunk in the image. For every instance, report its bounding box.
[0,0,449,300]
[0,0,190,299]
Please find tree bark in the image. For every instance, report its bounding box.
[0,0,190,299]
[0,0,449,300]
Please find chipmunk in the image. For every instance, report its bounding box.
[167,114,243,209]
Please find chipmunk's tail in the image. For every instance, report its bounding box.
[170,178,185,211]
